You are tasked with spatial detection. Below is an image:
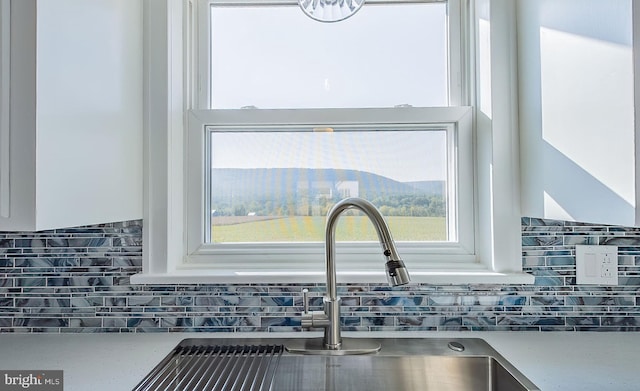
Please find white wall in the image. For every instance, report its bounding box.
[518,0,636,226]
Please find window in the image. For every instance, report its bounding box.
[134,0,533,284]
[207,126,450,244]
[201,0,460,252]
[205,2,449,109]
[186,106,473,271]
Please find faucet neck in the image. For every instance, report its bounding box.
[316,197,410,350]
[324,197,403,300]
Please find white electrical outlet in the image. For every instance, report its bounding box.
[576,245,618,285]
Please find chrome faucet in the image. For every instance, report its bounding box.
[299,197,410,354]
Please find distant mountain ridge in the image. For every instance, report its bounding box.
[405,180,446,195]
[211,168,444,201]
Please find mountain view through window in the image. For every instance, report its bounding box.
[209,128,449,243]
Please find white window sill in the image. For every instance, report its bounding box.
[130,270,535,285]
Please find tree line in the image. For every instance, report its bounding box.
[212,194,445,218]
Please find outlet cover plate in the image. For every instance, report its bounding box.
[576,245,618,285]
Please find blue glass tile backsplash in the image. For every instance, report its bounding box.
[0,217,639,333]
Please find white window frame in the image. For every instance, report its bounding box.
[186,107,474,267]
[0,0,9,219]
[133,0,534,285]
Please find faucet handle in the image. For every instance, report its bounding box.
[301,288,313,328]
[302,288,310,314]
[301,288,329,329]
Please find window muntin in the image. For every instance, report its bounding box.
[207,2,449,109]
[207,126,451,244]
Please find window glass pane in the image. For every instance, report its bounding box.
[208,128,450,243]
[210,3,448,109]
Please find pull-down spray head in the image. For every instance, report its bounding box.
[379,233,410,286]
[385,259,411,286]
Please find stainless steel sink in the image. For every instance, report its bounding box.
[133,337,540,391]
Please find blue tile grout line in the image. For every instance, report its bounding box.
[0,218,639,332]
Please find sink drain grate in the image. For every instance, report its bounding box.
[133,344,284,391]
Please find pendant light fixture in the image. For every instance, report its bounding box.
[298,0,365,22]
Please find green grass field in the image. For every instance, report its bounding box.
[211,216,446,242]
